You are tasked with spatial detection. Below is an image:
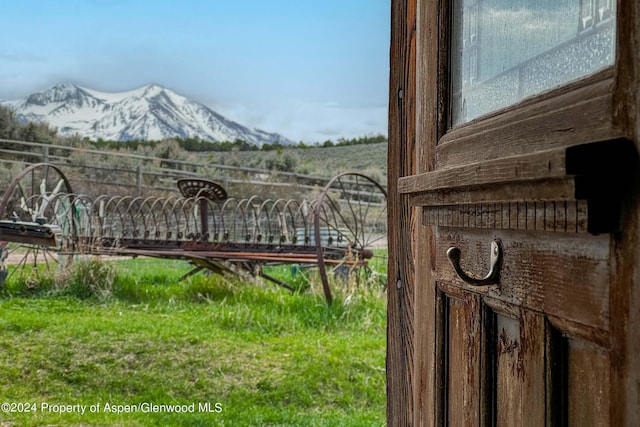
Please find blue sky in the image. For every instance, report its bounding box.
[0,0,390,143]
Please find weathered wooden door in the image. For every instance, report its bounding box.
[388,0,640,425]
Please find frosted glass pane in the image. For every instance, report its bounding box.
[451,0,616,125]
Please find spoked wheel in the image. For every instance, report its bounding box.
[314,172,388,304]
[0,163,72,285]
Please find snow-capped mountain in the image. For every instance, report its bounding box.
[2,83,292,145]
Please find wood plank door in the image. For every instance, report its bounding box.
[388,0,640,425]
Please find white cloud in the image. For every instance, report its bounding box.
[218,99,387,143]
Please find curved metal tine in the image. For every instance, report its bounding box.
[20,194,47,222]
[207,198,224,242]
[183,197,201,240]
[277,200,295,245]
[336,175,362,243]
[193,189,225,242]
[302,199,317,245]
[314,199,343,247]
[180,197,199,241]
[257,198,275,244]
[135,196,158,240]
[193,187,219,241]
[245,195,264,244]
[223,198,242,243]
[265,199,282,244]
[148,196,168,239]
[234,198,250,243]
[135,196,154,240]
[30,164,71,212]
[166,196,182,240]
[316,189,351,245]
[101,196,123,240]
[160,196,180,240]
[219,197,238,242]
[321,175,359,245]
[51,192,75,226]
[172,198,190,241]
[122,197,140,238]
[301,198,315,243]
[37,191,69,226]
[204,196,221,242]
[285,199,304,245]
[112,196,134,241]
[70,195,94,252]
[40,192,73,250]
[88,195,112,244]
[191,197,205,240]
[123,197,145,239]
[175,196,189,240]
[274,199,294,244]
[351,175,380,247]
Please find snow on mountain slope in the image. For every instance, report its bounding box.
[2,83,292,145]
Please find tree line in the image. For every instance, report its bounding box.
[0,104,387,153]
[92,133,388,153]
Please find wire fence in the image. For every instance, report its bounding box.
[0,138,347,199]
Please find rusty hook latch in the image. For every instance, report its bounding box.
[446,240,502,286]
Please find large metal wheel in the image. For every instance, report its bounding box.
[0,163,73,285]
[314,172,387,304]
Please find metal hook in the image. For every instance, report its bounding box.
[446,240,502,286]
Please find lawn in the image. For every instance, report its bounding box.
[0,258,386,426]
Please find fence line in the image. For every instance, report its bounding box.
[0,138,385,198]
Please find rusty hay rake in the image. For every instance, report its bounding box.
[0,163,387,303]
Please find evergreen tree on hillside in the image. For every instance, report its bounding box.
[0,105,58,143]
[0,105,19,140]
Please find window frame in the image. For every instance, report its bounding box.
[403,0,633,197]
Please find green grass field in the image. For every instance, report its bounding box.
[0,258,386,426]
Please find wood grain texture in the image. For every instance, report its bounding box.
[495,312,546,426]
[387,0,417,425]
[412,0,441,426]
[422,201,589,233]
[445,294,482,426]
[399,146,568,195]
[567,340,611,425]
[392,0,640,425]
[609,2,640,425]
[436,71,618,169]
[408,179,577,207]
[433,227,610,335]
[403,137,636,234]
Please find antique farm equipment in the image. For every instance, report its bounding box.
[0,163,387,303]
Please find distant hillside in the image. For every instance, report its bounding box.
[201,142,388,183]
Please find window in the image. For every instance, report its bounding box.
[450,0,616,125]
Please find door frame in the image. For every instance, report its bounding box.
[387,0,640,425]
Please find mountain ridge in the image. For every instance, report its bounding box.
[2,83,292,146]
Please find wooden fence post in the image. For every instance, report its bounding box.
[136,164,143,196]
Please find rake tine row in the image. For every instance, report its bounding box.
[0,165,388,303]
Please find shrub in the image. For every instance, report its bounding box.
[57,258,116,299]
